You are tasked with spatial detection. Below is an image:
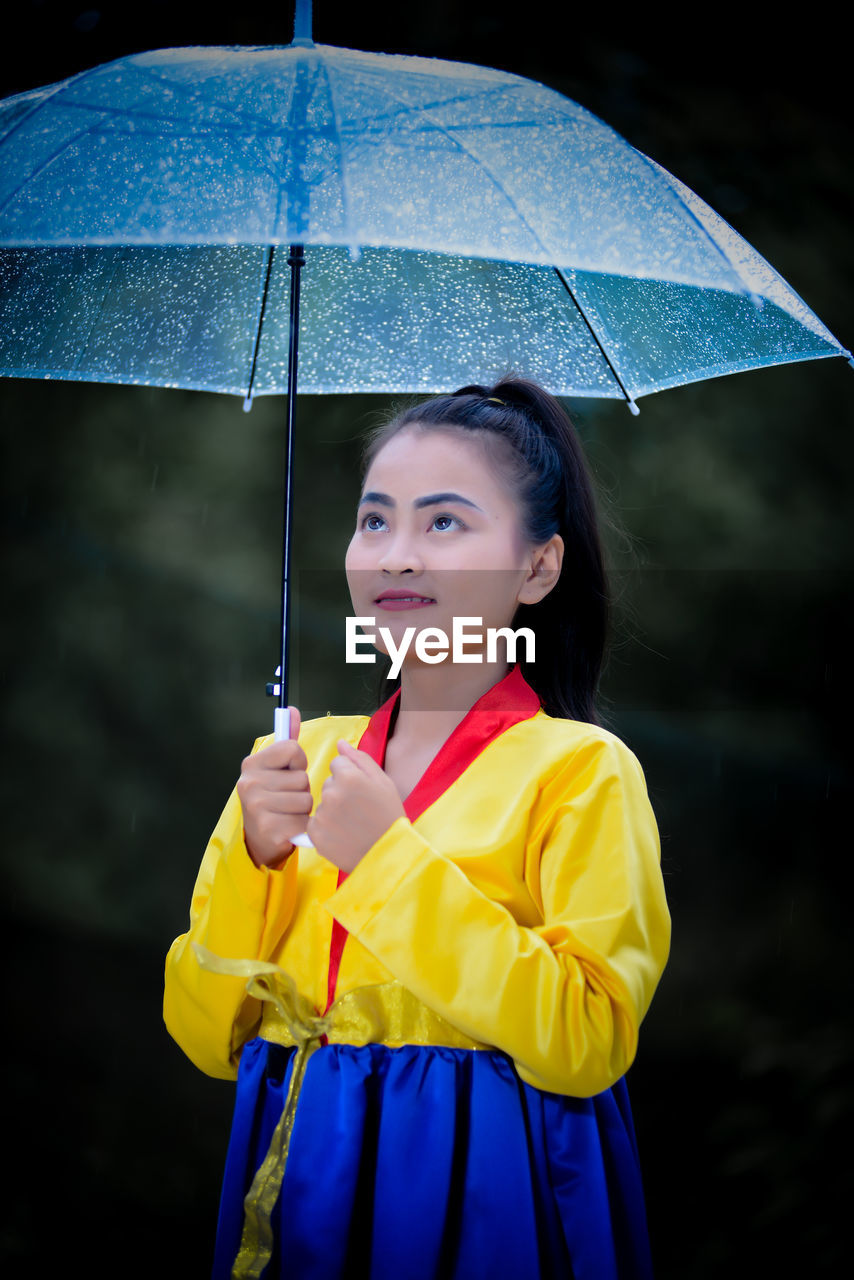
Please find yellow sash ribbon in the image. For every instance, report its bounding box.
[193,943,485,1280]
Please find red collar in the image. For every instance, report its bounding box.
[356,664,541,823]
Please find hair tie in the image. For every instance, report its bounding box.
[486,396,505,406]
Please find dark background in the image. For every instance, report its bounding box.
[1,3,852,1276]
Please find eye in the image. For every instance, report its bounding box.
[431,513,464,532]
[360,512,388,532]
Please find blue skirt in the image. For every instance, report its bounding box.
[212,1039,654,1280]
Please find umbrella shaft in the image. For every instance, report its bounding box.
[279,243,305,711]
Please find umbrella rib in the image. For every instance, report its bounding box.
[244,245,276,406]
[0,122,102,223]
[0,59,115,151]
[0,77,284,231]
[631,150,752,296]
[68,247,125,374]
[553,267,639,412]
[335,76,547,139]
[123,59,288,135]
[357,72,642,412]
[360,77,566,266]
[313,53,356,252]
[31,97,287,141]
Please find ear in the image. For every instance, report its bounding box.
[517,534,564,605]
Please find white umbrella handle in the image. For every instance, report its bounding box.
[273,705,313,848]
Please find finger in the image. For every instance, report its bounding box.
[260,789,314,815]
[244,739,308,773]
[237,768,311,815]
[257,768,310,792]
[336,739,383,774]
[289,705,301,741]
[327,751,363,778]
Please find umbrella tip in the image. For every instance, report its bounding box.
[626,398,640,416]
[243,395,253,413]
[291,0,315,46]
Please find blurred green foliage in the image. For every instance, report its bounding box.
[3,361,851,1276]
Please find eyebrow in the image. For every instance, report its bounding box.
[358,490,484,512]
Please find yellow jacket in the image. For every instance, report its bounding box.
[164,689,670,1099]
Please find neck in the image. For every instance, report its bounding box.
[392,659,512,743]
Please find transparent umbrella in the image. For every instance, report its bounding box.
[1,1,849,734]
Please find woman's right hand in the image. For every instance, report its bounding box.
[236,706,313,868]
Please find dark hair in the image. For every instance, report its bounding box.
[362,376,608,725]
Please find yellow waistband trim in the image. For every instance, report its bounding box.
[260,978,486,1051]
[192,944,487,1279]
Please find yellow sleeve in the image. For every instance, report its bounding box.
[327,733,670,1097]
[162,738,300,1080]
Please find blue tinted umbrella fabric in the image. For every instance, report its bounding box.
[0,43,847,401]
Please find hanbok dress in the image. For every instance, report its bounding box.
[163,665,671,1280]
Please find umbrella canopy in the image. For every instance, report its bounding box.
[0,40,848,407]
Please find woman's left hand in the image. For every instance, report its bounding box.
[306,740,407,872]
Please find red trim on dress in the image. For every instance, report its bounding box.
[322,665,541,1012]
[323,869,350,1016]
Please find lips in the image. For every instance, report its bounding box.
[374,590,436,611]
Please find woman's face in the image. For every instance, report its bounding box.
[345,425,559,667]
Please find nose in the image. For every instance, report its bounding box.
[377,530,424,575]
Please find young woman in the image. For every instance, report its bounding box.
[164,377,671,1280]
